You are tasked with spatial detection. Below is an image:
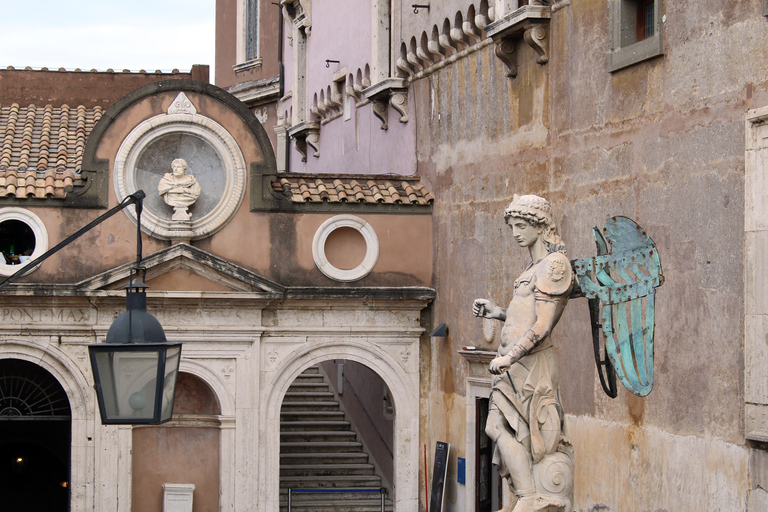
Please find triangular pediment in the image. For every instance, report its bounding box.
[76,243,285,295]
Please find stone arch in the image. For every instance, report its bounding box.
[0,342,93,512]
[178,359,235,417]
[260,341,420,511]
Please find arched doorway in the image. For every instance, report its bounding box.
[279,359,397,510]
[262,341,421,512]
[0,358,72,511]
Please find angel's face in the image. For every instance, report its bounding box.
[507,217,542,248]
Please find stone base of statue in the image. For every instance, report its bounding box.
[168,219,193,240]
[172,206,192,221]
[505,449,574,512]
[531,449,574,512]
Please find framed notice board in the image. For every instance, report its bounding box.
[429,441,450,512]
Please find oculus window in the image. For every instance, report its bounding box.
[608,0,664,72]
[0,208,48,277]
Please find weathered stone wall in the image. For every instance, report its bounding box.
[417,1,768,510]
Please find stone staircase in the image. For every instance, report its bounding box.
[279,365,393,512]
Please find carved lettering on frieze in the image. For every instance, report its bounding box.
[1,307,91,324]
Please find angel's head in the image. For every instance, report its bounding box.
[503,194,566,255]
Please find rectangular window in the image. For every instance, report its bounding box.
[638,0,654,40]
[745,106,768,443]
[246,0,259,61]
[608,0,664,72]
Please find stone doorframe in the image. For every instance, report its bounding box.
[460,349,513,512]
[259,338,422,511]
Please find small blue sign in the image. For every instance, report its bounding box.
[457,457,465,484]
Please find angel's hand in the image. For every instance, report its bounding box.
[488,354,513,374]
[473,299,496,318]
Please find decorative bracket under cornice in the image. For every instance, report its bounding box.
[288,121,320,162]
[363,78,409,130]
[484,5,551,79]
[280,0,311,32]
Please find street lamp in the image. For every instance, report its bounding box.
[88,192,181,425]
[0,190,181,425]
[88,267,181,424]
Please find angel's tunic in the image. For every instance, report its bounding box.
[489,252,571,474]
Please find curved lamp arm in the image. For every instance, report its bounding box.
[0,190,146,291]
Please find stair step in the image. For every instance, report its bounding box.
[287,384,331,393]
[280,420,351,431]
[281,401,340,409]
[281,431,356,439]
[281,436,357,444]
[281,411,346,422]
[281,452,369,464]
[281,437,358,445]
[280,463,376,476]
[280,475,383,485]
[281,441,363,453]
[284,391,335,397]
[283,393,336,403]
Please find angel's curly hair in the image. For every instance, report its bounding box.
[504,194,567,255]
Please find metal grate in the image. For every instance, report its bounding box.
[643,2,655,38]
[0,359,71,419]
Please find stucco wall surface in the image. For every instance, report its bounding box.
[415,1,768,510]
[568,415,749,512]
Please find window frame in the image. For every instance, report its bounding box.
[234,0,262,71]
[608,0,664,72]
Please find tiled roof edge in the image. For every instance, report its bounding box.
[258,172,434,213]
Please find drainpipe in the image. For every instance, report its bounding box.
[277,3,284,98]
[274,2,290,171]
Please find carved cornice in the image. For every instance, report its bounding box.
[363,78,409,130]
[287,121,320,162]
[458,349,496,366]
[484,5,551,79]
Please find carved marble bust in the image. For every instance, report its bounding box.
[158,158,202,221]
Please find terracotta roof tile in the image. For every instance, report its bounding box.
[270,173,434,206]
[0,103,101,199]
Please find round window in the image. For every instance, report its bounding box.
[0,209,49,277]
[312,215,379,282]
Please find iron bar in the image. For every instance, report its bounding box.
[0,190,146,291]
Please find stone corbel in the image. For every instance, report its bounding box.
[484,5,551,79]
[363,78,409,130]
[280,0,311,32]
[288,121,320,162]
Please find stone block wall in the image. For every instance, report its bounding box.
[415,1,768,510]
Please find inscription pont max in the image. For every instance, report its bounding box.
[2,307,91,323]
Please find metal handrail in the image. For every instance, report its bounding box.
[287,487,387,512]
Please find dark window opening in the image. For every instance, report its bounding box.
[637,0,655,41]
[476,397,501,512]
[0,220,36,265]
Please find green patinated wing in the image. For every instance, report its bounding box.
[572,217,664,397]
